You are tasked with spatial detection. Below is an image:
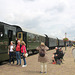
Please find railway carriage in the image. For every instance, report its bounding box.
[49,37,57,48]
[0,22,16,62]
[16,27,45,54]
[59,39,64,47]
[45,35,60,48]
[45,36,65,48]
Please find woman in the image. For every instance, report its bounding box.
[16,40,21,65]
[52,47,59,64]
[21,41,27,67]
[8,41,15,64]
[36,42,49,73]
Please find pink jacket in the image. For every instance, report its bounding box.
[21,45,27,53]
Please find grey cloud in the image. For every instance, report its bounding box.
[23,19,40,28]
[63,25,75,40]
[9,16,40,29]
[45,3,65,15]
[22,0,35,2]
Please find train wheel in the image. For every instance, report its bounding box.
[32,50,34,54]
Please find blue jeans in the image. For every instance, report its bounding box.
[9,52,14,64]
[22,53,26,65]
[16,51,21,65]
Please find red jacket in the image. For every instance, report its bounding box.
[21,45,27,53]
[16,44,20,51]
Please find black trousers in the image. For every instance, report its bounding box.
[9,52,14,64]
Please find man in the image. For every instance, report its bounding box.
[53,47,64,63]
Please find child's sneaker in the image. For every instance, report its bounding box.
[22,65,27,67]
[52,61,56,64]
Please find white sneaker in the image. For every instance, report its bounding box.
[22,65,27,67]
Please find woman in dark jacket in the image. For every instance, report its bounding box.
[54,47,64,62]
[36,42,49,73]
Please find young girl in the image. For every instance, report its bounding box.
[21,41,27,67]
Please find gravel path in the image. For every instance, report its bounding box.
[0,47,75,75]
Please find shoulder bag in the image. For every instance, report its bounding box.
[23,47,28,57]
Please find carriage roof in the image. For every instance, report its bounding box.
[21,27,45,37]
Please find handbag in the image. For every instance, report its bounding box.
[23,53,28,58]
[23,47,28,57]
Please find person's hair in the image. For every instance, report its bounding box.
[17,40,20,43]
[55,47,58,49]
[59,47,62,50]
[21,41,26,46]
[11,41,13,44]
[41,42,45,46]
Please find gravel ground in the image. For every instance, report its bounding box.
[0,47,75,75]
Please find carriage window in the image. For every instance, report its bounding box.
[8,30,13,38]
[28,35,31,42]
[5,29,7,35]
[19,33,21,38]
[28,33,32,42]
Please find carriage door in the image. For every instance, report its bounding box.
[23,32,27,47]
[45,35,49,47]
[8,30,13,45]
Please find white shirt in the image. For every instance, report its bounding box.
[0,33,3,37]
[10,45,14,52]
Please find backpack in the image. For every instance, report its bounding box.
[39,48,45,57]
[56,59,61,65]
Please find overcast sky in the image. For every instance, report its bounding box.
[0,0,75,40]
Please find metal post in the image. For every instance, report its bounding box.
[65,41,66,50]
[65,33,67,50]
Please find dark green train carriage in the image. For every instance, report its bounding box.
[16,27,45,54]
[0,22,16,62]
